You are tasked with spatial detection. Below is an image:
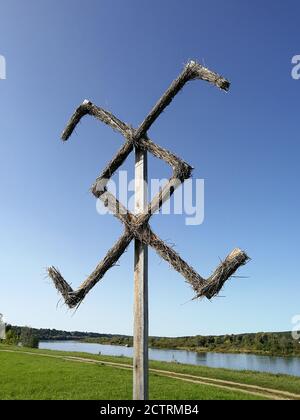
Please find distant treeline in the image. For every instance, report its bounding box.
[83,332,300,357]
[8,327,300,357]
[9,326,110,341]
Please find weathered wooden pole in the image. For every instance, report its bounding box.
[133,145,149,401]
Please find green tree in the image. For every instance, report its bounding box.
[5,329,19,345]
[20,327,39,349]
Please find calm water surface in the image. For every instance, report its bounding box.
[39,341,300,377]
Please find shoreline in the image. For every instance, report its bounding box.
[40,339,300,359]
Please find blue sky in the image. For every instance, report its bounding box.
[0,0,299,336]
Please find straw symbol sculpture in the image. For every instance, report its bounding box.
[48,61,249,309]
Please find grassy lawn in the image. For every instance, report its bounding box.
[1,344,300,400]
[0,350,263,400]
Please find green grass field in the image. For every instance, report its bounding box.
[1,344,299,400]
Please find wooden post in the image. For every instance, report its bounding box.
[133,145,149,401]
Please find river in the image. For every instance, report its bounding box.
[39,341,300,377]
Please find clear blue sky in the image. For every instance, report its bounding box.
[0,0,299,336]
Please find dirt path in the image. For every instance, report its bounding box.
[1,349,299,400]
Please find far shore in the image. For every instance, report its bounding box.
[39,338,300,359]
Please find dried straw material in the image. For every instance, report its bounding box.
[48,61,248,309]
[194,248,250,299]
[135,61,230,139]
[48,230,133,308]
